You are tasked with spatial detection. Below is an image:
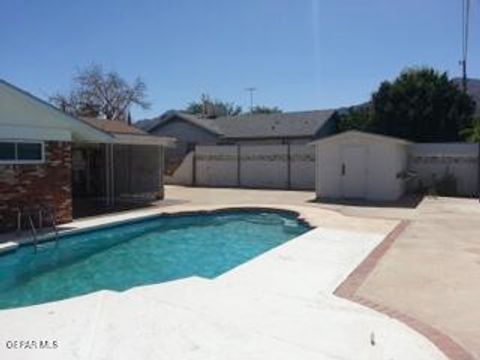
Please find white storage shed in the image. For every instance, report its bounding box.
[311,131,411,201]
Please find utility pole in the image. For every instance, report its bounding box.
[461,0,470,92]
[245,87,257,112]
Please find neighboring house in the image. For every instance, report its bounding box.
[139,109,337,174]
[139,111,221,174]
[0,79,171,231]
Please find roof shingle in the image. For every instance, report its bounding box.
[81,117,147,135]
[140,109,335,139]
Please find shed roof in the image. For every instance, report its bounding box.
[309,130,412,146]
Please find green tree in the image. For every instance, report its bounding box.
[337,68,476,142]
[250,105,282,114]
[370,67,475,142]
[460,117,480,142]
[186,94,242,118]
[337,106,374,132]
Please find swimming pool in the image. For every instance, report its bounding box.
[0,210,310,309]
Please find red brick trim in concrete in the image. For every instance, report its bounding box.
[334,220,474,360]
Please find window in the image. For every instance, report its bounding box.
[0,141,44,164]
[0,143,15,160]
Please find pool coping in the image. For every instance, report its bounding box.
[0,206,315,256]
[333,220,475,360]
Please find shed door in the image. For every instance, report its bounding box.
[342,146,367,199]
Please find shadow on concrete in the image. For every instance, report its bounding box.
[308,194,423,209]
[73,198,189,219]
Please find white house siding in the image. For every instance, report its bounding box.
[409,143,479,196]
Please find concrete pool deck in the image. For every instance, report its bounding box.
[0,186,475,359]
[0,219,445,359]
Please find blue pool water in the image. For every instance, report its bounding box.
[0,210,310,309]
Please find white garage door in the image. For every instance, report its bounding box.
[342,146,367,199]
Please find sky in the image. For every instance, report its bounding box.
[1,0,479,120]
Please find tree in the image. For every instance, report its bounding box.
[370,67,475,142]
[185,94,242,118]
[337,106,374,132]
[50,64,150,121]
[338,68,476,142]
[460,117,480,142]
[250,105,282,114]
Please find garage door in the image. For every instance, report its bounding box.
[342,146,367,199]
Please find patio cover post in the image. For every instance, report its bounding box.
[104,143,115,207]
[105,144,110,206]
[110,143,115,207]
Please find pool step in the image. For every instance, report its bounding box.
[0,241,18,255]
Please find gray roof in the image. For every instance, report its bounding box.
[137,111,223,136]
[214,110,335,139]
[140,109,336,139]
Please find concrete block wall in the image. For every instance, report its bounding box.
[193,144,315,190]
[196,146,239,187]
[290,145,315,190]
[408,143,479,196]
[0,141,72,231]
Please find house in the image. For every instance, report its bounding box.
[311,131,411,201]
[0,79,171,231]
[139,109,337,174]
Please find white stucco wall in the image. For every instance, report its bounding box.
[239,145,288,188]
[188,144,315,190]
[290,145,315,189]
[409,143,479,196]
[315,135,408,201]
[196,145,239,187]
[165,151,195,186]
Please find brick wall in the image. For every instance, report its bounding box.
[0,141,72,232]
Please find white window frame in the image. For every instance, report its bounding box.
[0,140,45,165]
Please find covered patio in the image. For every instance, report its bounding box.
[72,118,173,219]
